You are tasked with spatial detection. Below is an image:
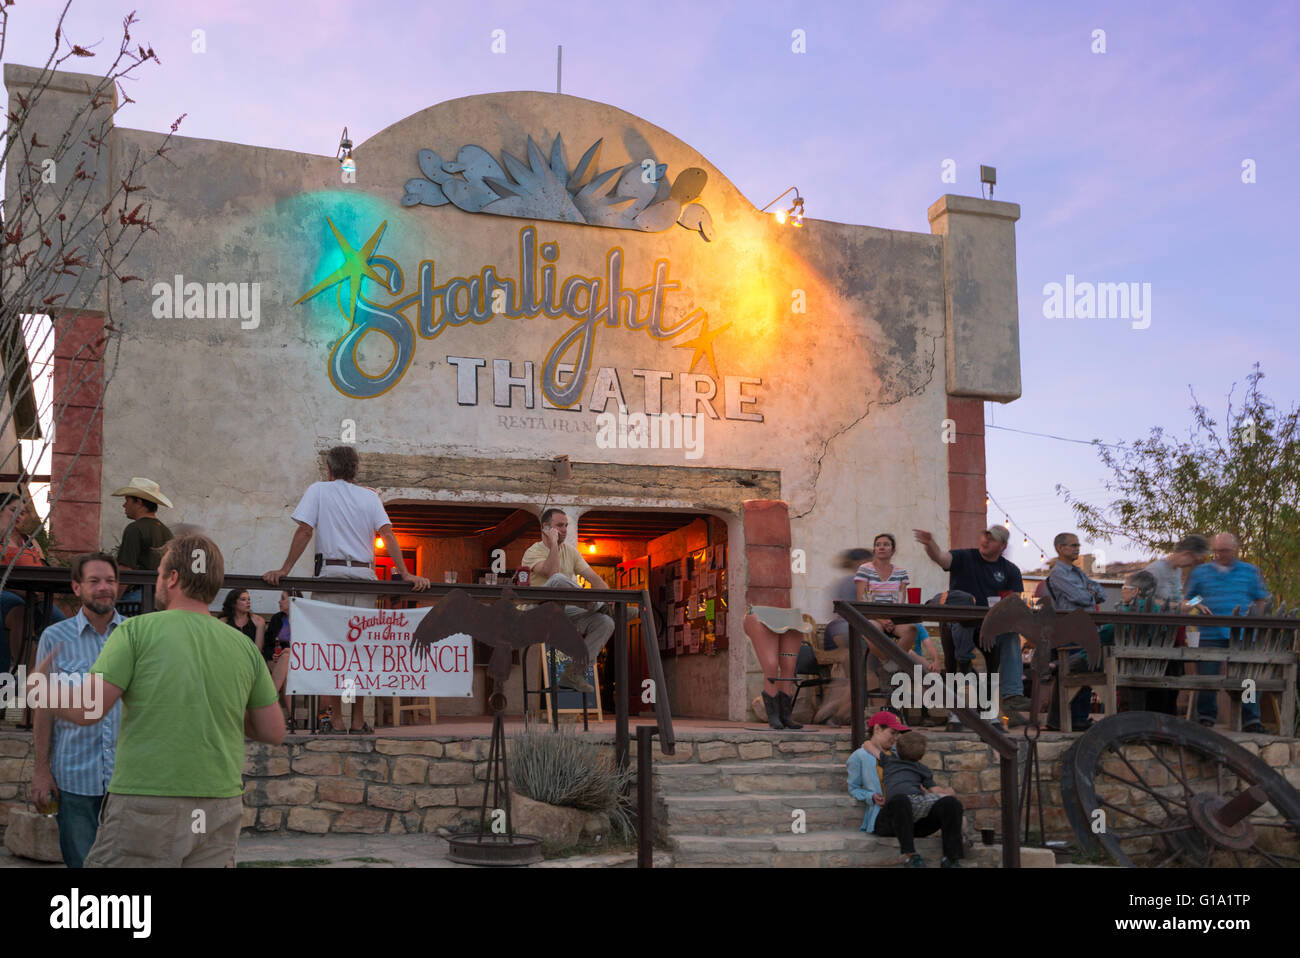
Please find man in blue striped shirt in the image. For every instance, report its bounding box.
[29,553,123,867]
[1184,533,1271,732]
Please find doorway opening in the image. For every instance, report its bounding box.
[383,502,730,718]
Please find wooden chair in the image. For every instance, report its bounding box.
[1051,647,1107,731]
[388,696,436,728]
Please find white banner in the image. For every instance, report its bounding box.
[285,597,473,697]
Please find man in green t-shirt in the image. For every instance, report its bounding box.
[40,534,284,867]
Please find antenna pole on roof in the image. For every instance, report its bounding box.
[557,45,562,95]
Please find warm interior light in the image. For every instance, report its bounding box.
[587,542,596,554]
[375,537,384,551]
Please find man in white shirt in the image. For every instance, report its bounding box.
[521,508,613,692]
[264,446,429,733]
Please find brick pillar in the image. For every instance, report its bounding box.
[947,397,986,547]
[742,499,791,608]
[50,313,106,559]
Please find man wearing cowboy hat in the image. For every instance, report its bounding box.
[112,479,173,605]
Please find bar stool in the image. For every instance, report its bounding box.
[523,645,594,729]
[390,696,437,727]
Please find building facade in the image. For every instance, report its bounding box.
[8,65,1021,721]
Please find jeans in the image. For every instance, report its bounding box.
[873,794,964,859]
[55,791,105,868]
[1196,638,1260,726]
[983,631,1023,697]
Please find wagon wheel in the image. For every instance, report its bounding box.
[1062,712,1300,867]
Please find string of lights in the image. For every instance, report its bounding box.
[985,489,1051,564]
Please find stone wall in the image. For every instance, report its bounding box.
[3,729,1294,841]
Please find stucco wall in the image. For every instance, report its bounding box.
[10,74,1021,720]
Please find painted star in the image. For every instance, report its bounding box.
[294,218,389,320]
[674,314,731,378]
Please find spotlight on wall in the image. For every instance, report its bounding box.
[980,164,996,199]
[760,187,805,227]
[338,127,356,173]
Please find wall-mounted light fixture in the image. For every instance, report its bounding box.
[759,186,805,228]
[338,127,356,174]
[552,455,571,481]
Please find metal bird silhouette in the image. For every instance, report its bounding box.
[408,588,589,684]
[980,595,1102,722]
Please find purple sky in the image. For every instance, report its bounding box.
[9,0,1298,571]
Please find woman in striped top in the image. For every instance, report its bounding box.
[854,533,918,661]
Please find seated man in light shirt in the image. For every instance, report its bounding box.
[521,508,613,693]
[1044,532,1108,730]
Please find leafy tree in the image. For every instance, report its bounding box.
[1058,365,1300,606]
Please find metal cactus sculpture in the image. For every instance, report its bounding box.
[402,133,715,241]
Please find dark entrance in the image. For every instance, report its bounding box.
[384,503,729,717]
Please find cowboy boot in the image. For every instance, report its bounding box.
[777,691,803,729]
[760,692,784,730]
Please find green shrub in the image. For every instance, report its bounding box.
[509,727,635,840]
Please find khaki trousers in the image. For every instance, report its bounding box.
[83,793,244,868]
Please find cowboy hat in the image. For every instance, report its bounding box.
[111,477,173,509]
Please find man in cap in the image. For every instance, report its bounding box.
[111,478,173,604]
[913,525,1029,713]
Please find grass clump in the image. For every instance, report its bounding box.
[509,727,636,840]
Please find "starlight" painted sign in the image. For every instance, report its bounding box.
[296,221,733,407]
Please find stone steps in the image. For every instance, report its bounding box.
[670,829,1002,868]
[654,762,847,793]
[662,792,866,835]
[643,734,854,767]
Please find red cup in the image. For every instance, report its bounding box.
[907,587,922,604]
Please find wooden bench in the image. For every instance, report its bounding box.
[1100,603,1299,734]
